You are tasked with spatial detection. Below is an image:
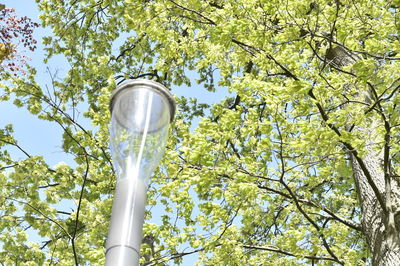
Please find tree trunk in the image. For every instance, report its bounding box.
[327,46,400,265]
[350,129,400,265]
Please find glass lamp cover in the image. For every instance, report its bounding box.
[110,83,172,184]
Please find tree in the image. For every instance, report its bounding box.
[0,5,38,74]
[1,0,400,265]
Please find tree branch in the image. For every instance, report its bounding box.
[243,244,341,263]
[307,88,387,214]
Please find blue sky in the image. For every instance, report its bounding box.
[1,1,229,264]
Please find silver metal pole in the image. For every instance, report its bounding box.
[105,177,146,265]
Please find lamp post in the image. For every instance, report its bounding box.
[105,79,175,265]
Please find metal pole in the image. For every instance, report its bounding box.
[105,177,146,265]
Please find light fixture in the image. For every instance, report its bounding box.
[105,79,175,265]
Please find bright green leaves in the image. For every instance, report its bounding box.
[3,0,399,264]
[352,59,377,82]
[0,230,46,265]
[1,156,62,264]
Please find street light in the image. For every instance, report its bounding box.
[105,79,176,265]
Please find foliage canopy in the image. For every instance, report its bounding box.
[1,0,400,265]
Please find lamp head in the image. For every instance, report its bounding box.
[109,79,175,184]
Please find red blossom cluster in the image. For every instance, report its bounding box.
[0,7,38,75]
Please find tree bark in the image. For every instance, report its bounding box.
[350,128,400,265]
[328,46,400,265]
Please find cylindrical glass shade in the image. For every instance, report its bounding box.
[110,84,171,184]
[106,80,175,266]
